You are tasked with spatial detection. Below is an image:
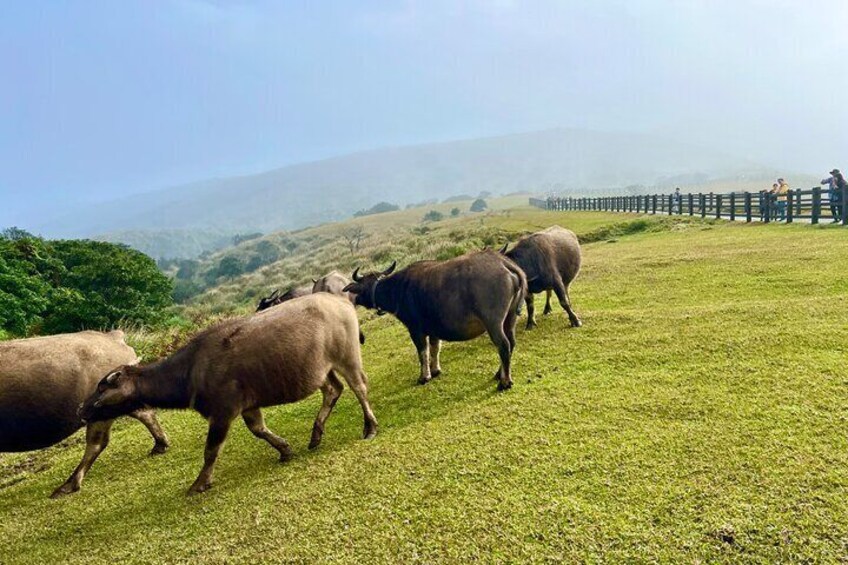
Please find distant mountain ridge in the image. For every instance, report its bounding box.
[38,128,788,257]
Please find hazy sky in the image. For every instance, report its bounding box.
[2,0,847,227]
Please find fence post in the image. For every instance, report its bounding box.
[764,194,771,223]
[796,189,802,218]
[841,184,847,225]
[812,187,821,224]
[700,194,706,218]
[715,194,722,219]
[688,193,693,216]
[745,192,752,222]
[730,193,736,221]
[786,190,794,223]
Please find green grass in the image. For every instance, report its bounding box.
[2,213,848,562]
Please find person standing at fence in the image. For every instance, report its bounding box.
[775,178,789,221]
[822,169,845,222]
[673,187,682,214]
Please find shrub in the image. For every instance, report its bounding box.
[451,208,460,217]
[423,210,444,222]
[470,198,488,212]
[354,202,400,217]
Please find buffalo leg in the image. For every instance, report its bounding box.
[525,293,537,330]
[410,331,432,385]
[242,408,293,461]
[486,322,513,391]
[504,307,518,353]
[308,371,344,450]
[343,369,378,440]
[188,417,232,495]
[543,290,553,315]
[429,338,442,377]
[51,420,113,498]
[129,408,170,455]
[553,280,582,327]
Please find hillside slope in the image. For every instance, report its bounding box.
[2,211,847,562]
[40,128,779,242]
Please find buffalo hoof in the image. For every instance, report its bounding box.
[50,482,78,499]
[543,308,553,316]
[279,449,294,463]
[187,480,213,495]
[417,376,431,385]
[497,380,513,392]
[525,321,537,330]
[363,425,378,440]
[570,319,583,328]
[309,424,323,450]
[430,369,442,378]
[150,442,169,456]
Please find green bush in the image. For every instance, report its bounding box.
[423,210,444,222]
[0,236,173,336]
[470,198,488,212]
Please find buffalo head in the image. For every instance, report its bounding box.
[342,261,397,309]
[256,289,282,312]
[79,366,144,423]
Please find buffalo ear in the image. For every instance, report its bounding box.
[499,243,509,254]
[382,261,397,277]
[342,282,356,293]
[312,278,318,284]
[105,370,122,385]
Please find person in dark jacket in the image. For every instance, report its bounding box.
[823,169,846,222]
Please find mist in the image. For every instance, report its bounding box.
[2,0,846,228]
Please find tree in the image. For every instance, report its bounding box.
[450,207,460,217]
[176,259,199,280]
[340,226,367,254]
[216,256,244,279]
[353,202,400,217]
[470,198,488,212]
[41,240,173,334]
[1,226,35,241]
[232,232,263,246]
[423,210,444,222]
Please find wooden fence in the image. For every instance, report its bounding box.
[530,187,848,225]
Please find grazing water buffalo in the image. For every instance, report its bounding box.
[0,331,169,498]
[343,250,527,390]
[312,271,355,304]
[255,285,312,312]
[81,293,378,495]
[501,225,582,330]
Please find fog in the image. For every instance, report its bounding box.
[2,0,846,227]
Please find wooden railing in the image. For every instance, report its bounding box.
[530,187,848,225]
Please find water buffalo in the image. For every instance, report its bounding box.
[343,250,527,390]
[312,271,355,303]
[501,225,582,330]
[0,331,169,498]
[255,285,312,312]
[81,293,378,495]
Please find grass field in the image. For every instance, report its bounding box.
[1,208,847,563]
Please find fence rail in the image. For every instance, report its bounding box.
[531,187,848,225]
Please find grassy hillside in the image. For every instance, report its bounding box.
[179,196,644,315]
[2,209,847,562]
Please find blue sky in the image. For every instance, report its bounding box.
[2,0,848,227]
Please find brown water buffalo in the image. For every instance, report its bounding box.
[80,293,377,495]
[0,331,169,498]
[255,284,312,312]
[501,225,582,330]
[343,250,527,390]
[312,271,355,303]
